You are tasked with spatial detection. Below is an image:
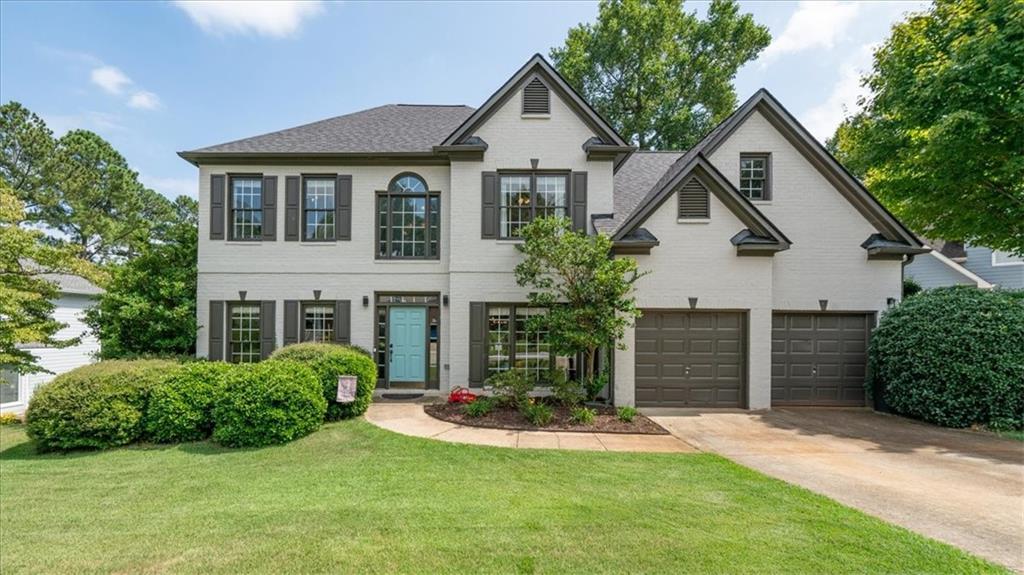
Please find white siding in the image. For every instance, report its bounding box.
[2,294,100,414]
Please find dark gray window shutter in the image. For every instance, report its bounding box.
[260,300,276,360]
[678,178,709,219]
[285,176,300,241]
[481,172,498,239]
[469,302,486,387]
[334,300,351,344]
[284,300,299,345]
[210,175,225,240]
[208,300,224,361]
[571,171,588,232]
[522,77,550,114]
[262,176,277,240]
[336,175,352,241]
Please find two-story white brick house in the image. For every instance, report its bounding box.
[180,54,926,410]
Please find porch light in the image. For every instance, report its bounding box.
[363,295,369,307]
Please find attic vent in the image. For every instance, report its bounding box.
[522,78,550,115]
[678,178,709,219]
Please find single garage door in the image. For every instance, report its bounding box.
[635,311,745,407]
[771,312,872,407]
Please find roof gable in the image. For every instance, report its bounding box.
[613,154,791,253]
[441,54,630,149]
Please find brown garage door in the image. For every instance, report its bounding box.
[771,313,872,407]
[635,311,745,407]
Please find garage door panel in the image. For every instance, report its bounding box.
[635,311,745,408]
[772,312,871,407]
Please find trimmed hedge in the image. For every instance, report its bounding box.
[144,362,233,443]
[269,343,377,420]
[211,360,326,447]
[869,287,1024,430]
[26,360,180,450]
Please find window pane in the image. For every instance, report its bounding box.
[515,307,550,381]
[487,306,511,375]
[0,370,18,404]
[740,156,766,200]
[391,175,427,193]
[303,304,335,343]
[535,175,567,220]
[230,305,261,363]
[500,175,532,238]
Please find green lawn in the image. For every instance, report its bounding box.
[0,421,1003,574]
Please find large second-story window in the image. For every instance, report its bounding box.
[376,173,439,259]
[230,176,263,240]
[303,177,336,241]
[739,154,770,201]
[499,173,568,238]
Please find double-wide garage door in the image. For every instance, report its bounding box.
[635,311,745,408]
[771,313,872,407]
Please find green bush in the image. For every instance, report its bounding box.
[902,277,923,298]
[26,360,180,450]
[144,362,233,443]
[269,343,377,420]
[870,287,1024,430]
[617,406,638,423]
[212,360,326,447]
[522,402,554,427]
[486,369,534,408]
[464,396,495,418]
[549,368,584,407]
[570,406,596,425]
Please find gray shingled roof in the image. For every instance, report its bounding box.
[599,151,684,234]
[39,273,103,296]
[186,104,475,155]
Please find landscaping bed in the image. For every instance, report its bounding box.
[425,401,669,434]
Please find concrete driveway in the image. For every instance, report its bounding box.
[647,408,1024,572]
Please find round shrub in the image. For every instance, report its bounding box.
[870,287,1024,430]
[211,360,326,447]
[144,362,233,443]
[268,343,377,420]
[26,360,181,451]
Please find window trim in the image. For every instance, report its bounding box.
[484,302,571,384]
[228,173,264,242]
[300,173,338,243]
[496,170,570,239]
[299,300,336,343]
[375,172,441,261]
[991,250,1024,267]
[227,301,262,363]
[739,153,772,202]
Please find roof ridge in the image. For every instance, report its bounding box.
[394,103,473,108]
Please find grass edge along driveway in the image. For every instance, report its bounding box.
[0,420,1006,574]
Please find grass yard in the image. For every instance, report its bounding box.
[0,420,1004,574]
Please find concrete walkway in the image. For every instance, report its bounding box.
[648,408,1024,573]
[365,403,693,453]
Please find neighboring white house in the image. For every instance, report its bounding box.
[1,274,103,414]
[906,240,1022,290]
[179,54,926,410]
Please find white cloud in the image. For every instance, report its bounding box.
[128,90,162,110]
[173,1,324,38]
[140,174,196,199]
[801,43,877,142]
[761,1,861,62]
[90,65,132,95]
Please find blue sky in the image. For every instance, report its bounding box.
[0,1,927,201]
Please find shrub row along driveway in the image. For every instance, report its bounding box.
[648,408,1024,572]
[0,420,1002,574]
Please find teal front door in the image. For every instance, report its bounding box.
[388,307,427,382]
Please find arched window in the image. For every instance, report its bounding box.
[377,173,439,259]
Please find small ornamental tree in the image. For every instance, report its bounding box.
[514,217,647,397]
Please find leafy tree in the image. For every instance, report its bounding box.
[85,196,198,359]
[0,101,177,263]
[551,0,770,150]
[514,217,647,397]
[0,180,101,374]
[830,0,1024,255]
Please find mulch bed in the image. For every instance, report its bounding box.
[424,402,669,435]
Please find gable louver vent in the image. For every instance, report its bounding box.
[522,78,550,115]
[678,178,709,219]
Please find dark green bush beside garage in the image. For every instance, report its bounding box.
[869,287,1024,431]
